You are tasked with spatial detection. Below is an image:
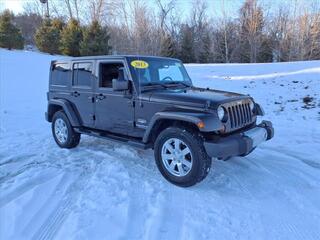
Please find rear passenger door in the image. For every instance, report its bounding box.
[70,61,95,127]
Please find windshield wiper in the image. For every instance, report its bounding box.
[165,81,191,88]
[142,82,168,89]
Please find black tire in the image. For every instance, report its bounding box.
[154,127,212,187]
[52,110,80,149]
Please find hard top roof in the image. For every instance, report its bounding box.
[53,55,180,63]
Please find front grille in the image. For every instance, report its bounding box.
[227,102,253,129]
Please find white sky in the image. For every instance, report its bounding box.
[1,0,319,19]
[0,0,242,19]
[1,0,24,13]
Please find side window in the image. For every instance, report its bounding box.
[100,62,124,88]
[73,62,92,87]
[52,63,70,86]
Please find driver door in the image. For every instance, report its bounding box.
[94,60,134,135]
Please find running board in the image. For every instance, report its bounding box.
[75,128,151,149]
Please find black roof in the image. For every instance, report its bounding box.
[53,55,180,63]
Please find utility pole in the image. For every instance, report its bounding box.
[39,0,50,18]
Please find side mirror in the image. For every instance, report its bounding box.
[112,67,129,91]
[112,79,129,91]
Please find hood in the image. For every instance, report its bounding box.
[148,87,250,108]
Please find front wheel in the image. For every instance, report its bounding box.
[154,127,212,187]
[52,111,80,148]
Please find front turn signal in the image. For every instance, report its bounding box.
[197,121,205,129]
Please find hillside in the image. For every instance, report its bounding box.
[0,49,320,240]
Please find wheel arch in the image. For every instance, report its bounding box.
[47,99,81,127]
[142,112,222,145]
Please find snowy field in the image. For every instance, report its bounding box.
[0,49,320,240]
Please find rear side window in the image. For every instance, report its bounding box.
[73,62,93,87]
[51,63,71,86]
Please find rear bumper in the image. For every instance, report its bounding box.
[204,120,274,159]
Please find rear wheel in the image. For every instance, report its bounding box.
[154,127,211,187]
[52,111,80,148]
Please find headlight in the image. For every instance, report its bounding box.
[249,100,254,111]
[217,106,227,121]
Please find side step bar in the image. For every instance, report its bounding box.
[75,127,151,150]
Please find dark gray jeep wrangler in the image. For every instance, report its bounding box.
[46,56,274,187]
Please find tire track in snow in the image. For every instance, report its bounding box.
[258,198,320,240]
[260,146,320,171]
[0,153,36,166]
[0,160,46,185]
[146,188,185,240]
[253,148,320,185]
[120,180,151,240]
[31,159,100,240]
[226,150,320,240]
[249,151,320,240]
[86,147,155,240]
[0,169,58,208]
[82,144,174,240]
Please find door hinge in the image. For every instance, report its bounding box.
[128,100,135,107]
[90,114,96,121]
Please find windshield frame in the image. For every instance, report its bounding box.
[126,56,193,92]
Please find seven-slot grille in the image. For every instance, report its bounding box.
[226,101,253,129]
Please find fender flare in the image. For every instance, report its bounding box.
[142,111,223,143]
[47,99,81,127]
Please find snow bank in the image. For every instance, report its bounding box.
[1,49,320,240]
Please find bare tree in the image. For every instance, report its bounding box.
[73,0,80,22]
[221,0,229,63]
[23,1,46,17]
[269,5,290,61]
[16,0,320,62]
[239,0,265,63]
[64,0,73,19]
[156,0,176,32]
[156,0,176,55]
[308,10,320,59]
[190,0,210,62]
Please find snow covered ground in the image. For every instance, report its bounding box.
[0,49,320,240]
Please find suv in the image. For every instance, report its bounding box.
[46,56,274,187]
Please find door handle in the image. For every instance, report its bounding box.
[88,96,94,102]
[71,91,80,97]
[96,94,106,100]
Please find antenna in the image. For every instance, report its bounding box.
[39,0,50,18]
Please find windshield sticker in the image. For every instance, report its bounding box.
[131,60,149,69]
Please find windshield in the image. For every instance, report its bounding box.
[127,57,192,90]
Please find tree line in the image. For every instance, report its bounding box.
[0,0,319,63]
[0,10,111,56]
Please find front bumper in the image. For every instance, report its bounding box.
[204,121,274,159]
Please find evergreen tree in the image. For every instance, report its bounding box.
[258,35,273,62]
[60,19,82,56]
[0,10,24,50]
[160,32,177,58]
[179,24,196,63]
[199,32,212,63]
[80,21,111,56]
[13,13,42,45]
[34,18,63,54]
